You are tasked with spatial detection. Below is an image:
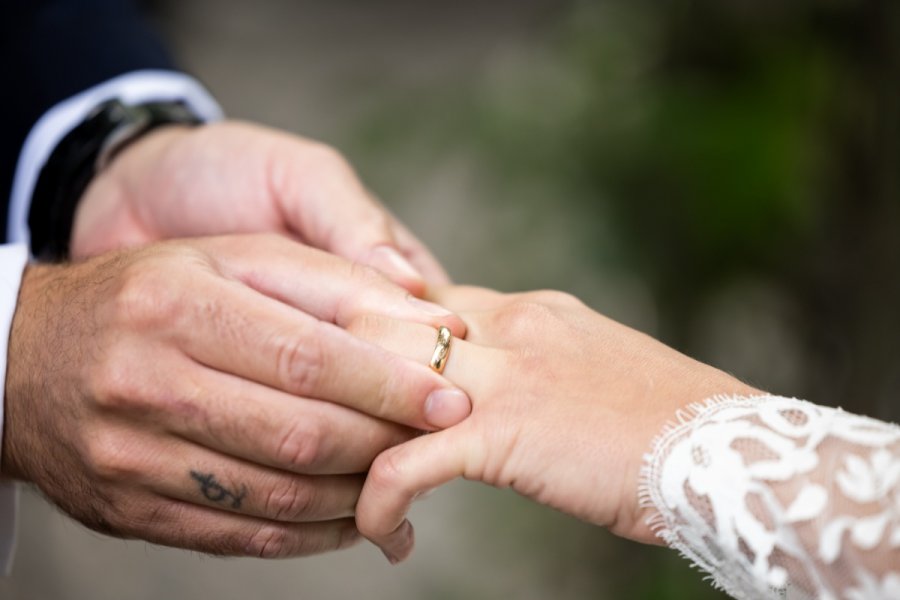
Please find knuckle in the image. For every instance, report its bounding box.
[367,449,406,500]
[104,497,155,535]
[84,430,140,483]
[246,525,291,558]
[113,261,183,329]
[156,379,206,422]
[275,334,324,394]
[274,420,323,471]
[336,264,391,322]
[345,313,386,344]
[494,300,555,337]
[264,479,315,521]
[348,261,387,288]
[134,500,177,531]
[530,289,583,308]
[88,357,138,410]
[512,347,548,381]
[90,362,195,419]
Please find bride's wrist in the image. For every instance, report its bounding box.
[613,363,760,545]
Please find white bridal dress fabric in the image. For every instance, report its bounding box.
[643,395,900,600]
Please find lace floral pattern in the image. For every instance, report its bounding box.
[641,395,900,600]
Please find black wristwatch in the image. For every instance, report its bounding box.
[29,99,204,261]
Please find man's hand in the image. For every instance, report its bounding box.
[71,121,448,294]
[1,234,470,557]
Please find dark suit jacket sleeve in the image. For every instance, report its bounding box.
[0,0,177,242]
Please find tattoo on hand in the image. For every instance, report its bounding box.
[190,470,248,509]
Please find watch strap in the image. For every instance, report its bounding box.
[29,99,202,261]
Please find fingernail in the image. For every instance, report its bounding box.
[407,295,452,317]
[382,521,415,564]
[424,388,472,429]
[369,246,424,283]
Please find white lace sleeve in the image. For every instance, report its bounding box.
[641,395,900,600]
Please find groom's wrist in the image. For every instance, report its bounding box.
[30,100,202,262]
[70,124,195,258]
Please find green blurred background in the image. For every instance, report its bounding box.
[3,0,898,598]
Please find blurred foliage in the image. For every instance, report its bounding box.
[351,0,900,597]
[356,0,900,409]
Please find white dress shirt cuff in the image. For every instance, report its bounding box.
[7,69,223,246]
[0,243,31,576]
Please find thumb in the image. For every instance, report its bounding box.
[356,429,469,563]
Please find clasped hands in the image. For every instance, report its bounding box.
[2,121,755,563]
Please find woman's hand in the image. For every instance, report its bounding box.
[347,286,760,562]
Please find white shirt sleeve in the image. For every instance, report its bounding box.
[0,243,30,576]
[642,394,900,599]
[7,69,223,245]
[0,70,223,574]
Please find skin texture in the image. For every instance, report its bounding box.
[1,235,471,558]
[4,119,464,557]
[347,286,761,563]
[72,121,449,295]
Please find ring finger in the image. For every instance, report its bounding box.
[346,315,500,396]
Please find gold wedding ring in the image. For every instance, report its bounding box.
[429,326,452,374]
